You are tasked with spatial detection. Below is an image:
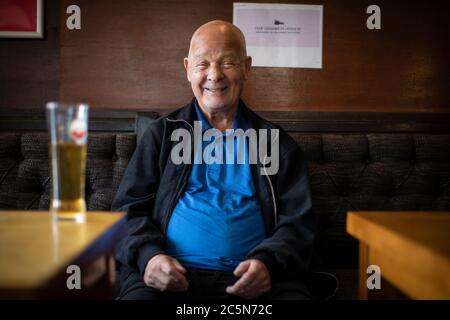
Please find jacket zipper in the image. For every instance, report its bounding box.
[162,118,194,234]
[262,157,278,226]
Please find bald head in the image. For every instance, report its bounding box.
[184,20,251,116]
[188,20,247,60]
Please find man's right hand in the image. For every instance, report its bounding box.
[143,254,189,292]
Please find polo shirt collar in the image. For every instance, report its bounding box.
[194,99,247,132]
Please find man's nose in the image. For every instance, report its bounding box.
[207,63,224,82]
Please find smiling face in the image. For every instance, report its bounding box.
[184,21,251,115]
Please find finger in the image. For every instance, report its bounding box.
[148,266,185,291]
[156,261,188,287]
[167,276,189,291]
[231,279,271,300]
[157,273,188,292]
[226,270,255,294]
[160,259,173,275]
[161,259,185,277]
[227,262,271,297]
[159,266,189,290]
[169,272,189,289]
[165,266,185,281]
[233,261,250,277]
[239,278,271,299]
[172,259,187,274]
[145,273,163,290]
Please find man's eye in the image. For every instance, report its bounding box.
[196,63,208,69]
[222,62,236,68]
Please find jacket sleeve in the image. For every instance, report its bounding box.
[111,124,166,276]
[248,142,317,279]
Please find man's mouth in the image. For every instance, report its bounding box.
[204,87,227,93]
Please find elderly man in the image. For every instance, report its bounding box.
[112,20,317,300]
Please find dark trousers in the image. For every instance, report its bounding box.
[120,268,312,300]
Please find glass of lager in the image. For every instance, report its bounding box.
[46,102,89,222]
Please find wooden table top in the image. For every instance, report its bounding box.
[347,211,450,299]
[347,211,450,257]
[0,211,126,291]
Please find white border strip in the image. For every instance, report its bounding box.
[0,0,44,38]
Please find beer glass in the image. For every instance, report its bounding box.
[46,102,89,222]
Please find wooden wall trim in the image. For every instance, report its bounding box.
[1,109,449,133]
[0,109,157,132]
[57,0,450,112]
[139,110,450,133]
[257,111,450,133]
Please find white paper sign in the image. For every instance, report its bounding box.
[233,3,323,68]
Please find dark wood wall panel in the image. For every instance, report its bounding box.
[0,0,60,110]
[1,1,448,112]
[244,0,450,112]
[60,0,449,112]
[59,0,230,109]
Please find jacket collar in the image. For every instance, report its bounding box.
[165,98,197,128]
[165,97,276,132]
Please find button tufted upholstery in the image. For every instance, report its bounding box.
[291,133,450,270]
[0,132,136,211]
[1,111,449,299]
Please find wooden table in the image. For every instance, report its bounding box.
[0,211,126,299]
[347,211,450,300]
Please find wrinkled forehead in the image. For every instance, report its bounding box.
[188,28,246,59]
[190,42,242,61]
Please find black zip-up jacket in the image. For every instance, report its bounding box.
[112,99,317,282]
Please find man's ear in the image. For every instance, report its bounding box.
[184,57,191,82]
[243,56,252,80]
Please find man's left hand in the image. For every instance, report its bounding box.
[226,259,271,299]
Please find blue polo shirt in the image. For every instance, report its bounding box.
[165,101,266,271]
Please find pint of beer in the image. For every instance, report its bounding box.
[46,102,89,222]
